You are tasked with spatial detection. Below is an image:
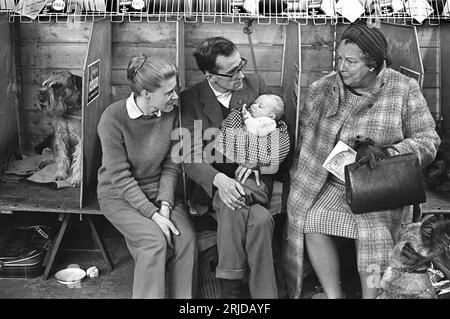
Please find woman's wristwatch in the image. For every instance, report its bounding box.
[161,201,173,211]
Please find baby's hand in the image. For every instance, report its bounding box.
[242,104,251,120]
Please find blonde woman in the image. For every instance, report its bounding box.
[97,54,197,298]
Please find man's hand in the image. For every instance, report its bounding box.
[235,164,260,186]
[213,173,246,210]
[151,212,179,249]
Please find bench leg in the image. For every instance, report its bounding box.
[42,213,71,280]
[412,204,422,223]
[86,215,113,271]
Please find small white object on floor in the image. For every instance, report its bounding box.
[86,266,99,278]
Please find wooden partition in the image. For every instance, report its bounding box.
[441,22,450,130]
[0,19,110,213]
[281,21,300,144]
[81,18,111,207]
[0,15,18,166]
[17,21,90,151]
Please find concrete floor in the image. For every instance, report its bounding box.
[0,212,360,299]
[0,212,133,299]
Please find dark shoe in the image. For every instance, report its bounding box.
[219,279,242,299]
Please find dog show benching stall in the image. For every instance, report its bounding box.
[0,13,310,281]
[0,4,449,283]
[0,15,114,279]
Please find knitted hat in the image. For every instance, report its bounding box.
[341,21,391,68]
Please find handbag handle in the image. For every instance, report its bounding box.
[355,145,401,169]
[355,154,379,170]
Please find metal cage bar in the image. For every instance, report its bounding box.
[1,0,449,25]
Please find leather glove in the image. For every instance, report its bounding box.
[354,136,388,162]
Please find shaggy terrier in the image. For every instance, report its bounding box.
[37,71,82,187]
[378,215,450,299]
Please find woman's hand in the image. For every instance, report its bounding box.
[159,203,171,220]
[213,173,246,210]
[151,212,179,249]
[235,164,260,186]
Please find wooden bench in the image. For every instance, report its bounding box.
[0,182,112,280]
[421,189,450,216]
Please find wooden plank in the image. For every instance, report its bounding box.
[111,85,130,102]
[81,19,112,207]
[415,25,439,47]
[111,84,281,102]
[441,22,450,130]
[184,21,285,46]
[300,47,333,72]
[18,133,51,152]
[420,47,440,73]
[423,72,440,88]
[113,46,177,69]
[20,43,88,68]
[20,108,53,137]
[422,189,450,214]
[0,183,102,214]
[18,22,91,43]
[20,68,83,85]
[185,45,283,71]
[301,71,332,86]
[0,16,18,166]
[282,22,300,141]
[423,88,440,116]
[177,20,186,90]
[184,46,332,72]
[299,24,334,46]
[112,21,177,43]
[183,70,281,88]
[184,46,283,71]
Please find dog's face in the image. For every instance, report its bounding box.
[37,71,82,116]
[393,215,450,274]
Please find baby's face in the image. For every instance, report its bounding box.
[249,96,277,119]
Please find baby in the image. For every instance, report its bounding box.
[214,93,290,180]
[242,94,285,137]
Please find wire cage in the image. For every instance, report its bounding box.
[1,0,449,24]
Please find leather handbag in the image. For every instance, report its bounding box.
[344,149,426,214]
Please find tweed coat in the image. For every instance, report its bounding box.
[283,67,441,298]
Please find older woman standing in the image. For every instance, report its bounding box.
[283,21,440,299]
[97,54,197,298]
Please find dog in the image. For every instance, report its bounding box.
[37,71,82,187]
[378,215,450,299]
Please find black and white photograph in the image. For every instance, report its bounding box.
[0,0,449,310]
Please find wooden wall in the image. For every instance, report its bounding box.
[417,24,441,122]
[111,22,178,101]
[183,21,285,95]
[13,20,442,151]
[0,15,18,165]
[17,22,90,150]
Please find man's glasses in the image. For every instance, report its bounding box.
[209,57,247,80]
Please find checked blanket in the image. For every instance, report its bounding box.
[214,109,290,167]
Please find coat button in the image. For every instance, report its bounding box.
[238,99,244,105]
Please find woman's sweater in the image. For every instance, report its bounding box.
[97,98,180,219]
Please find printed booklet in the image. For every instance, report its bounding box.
[322,141,357,182]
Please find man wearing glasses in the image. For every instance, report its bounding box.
[180,37,277,298]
